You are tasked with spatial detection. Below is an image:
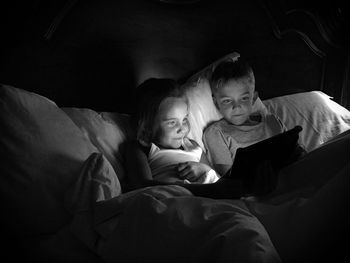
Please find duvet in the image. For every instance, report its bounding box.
[66,155,281,263]
[2,83,350,263]
[67,129,350,263]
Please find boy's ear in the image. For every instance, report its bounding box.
[252,91,258,103]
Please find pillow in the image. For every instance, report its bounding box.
[0,84,98,236]
[62,108,134,182]
[184,52,241,84]
[64,152,122,252]
[182,52,267,150]
[263,91,350,152]
[65,152,122,214]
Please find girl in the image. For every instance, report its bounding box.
[125,78,275,199]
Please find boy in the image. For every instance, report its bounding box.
[203,58,290,177]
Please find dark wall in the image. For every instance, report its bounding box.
[1,0,349,112]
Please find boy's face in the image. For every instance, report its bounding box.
[213,78,257,125]
[153,97,190,149]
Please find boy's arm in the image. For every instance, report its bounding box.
[188,138,212,167]
[203,127,233,176]
[272,114,308,156]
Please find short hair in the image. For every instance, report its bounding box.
[134,78,187,145]
[210,57,255,93]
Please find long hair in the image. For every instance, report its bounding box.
[210,57,255,94]
[134,78,187,145]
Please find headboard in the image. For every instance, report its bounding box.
[1,0,349,113]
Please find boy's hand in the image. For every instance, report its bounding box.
[177,162,211,182]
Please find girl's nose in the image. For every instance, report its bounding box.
[177,123,188,134]
[177,126,184,134]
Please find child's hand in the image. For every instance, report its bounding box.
[177,162,211,182]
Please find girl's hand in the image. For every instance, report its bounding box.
[177,162,211,182]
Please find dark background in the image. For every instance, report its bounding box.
[1,0,349,113]
[0,0,349,262]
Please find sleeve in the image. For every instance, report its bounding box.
[268,114,308,162]
[203,125,234,171]
[271,114,308,151]
[272,113,287,132]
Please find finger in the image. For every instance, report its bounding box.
[184,169,199,181]
[179,166,192,178]
[177,162,188,172]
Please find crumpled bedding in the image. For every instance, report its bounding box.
[66,166,282,263]
[66,130,350,263]
[96,187,282,263]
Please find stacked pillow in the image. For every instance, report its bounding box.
[62,108,134,182]
[263,91,350,152]
[0,84,122,237]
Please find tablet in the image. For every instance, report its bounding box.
[225,125,303,178]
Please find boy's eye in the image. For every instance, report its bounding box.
[241,96,250,102]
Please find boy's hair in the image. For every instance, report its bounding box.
[134,78,187,145]
[210,57,255,93]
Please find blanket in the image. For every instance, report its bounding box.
[96,187,281,263]
[66,130,350,263]
[66,154,281,263]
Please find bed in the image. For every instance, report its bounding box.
[1,0,350,262]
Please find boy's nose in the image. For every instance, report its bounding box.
[232,102,241,110]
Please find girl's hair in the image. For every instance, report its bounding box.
[134,78,187,145]
[210,57,255,93]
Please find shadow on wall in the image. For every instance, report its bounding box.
[74,40,136,113]
[2,0,348,111]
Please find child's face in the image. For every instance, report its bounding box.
[153,97,190,149]
[213,78,257,125]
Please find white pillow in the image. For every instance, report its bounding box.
[62,108,134,182]
[263,91,350,152]
[65,152,122,214]
[182,52,267,150]
[0,84,98,236]
[181,51,350,153]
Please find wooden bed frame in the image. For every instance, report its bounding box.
[1,0,349,112]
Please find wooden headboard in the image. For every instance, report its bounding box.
[1,0,349,113]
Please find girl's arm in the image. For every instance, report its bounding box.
[177,139,215,181]
[125,139,245,199]
[125,139,171,190]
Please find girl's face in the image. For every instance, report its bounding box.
[213,78,257,125]
[153,97,190,149]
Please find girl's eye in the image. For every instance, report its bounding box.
[182,118,188,125]
[167,120,177,127]
[241,96,250,102]
[221,99,231,105]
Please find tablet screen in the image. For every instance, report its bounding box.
[227,125,302,178]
